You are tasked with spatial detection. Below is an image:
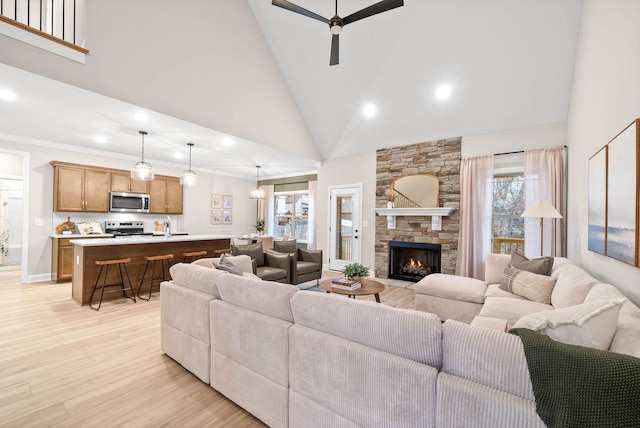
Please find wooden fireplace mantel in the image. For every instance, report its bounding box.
[374,207,455,231]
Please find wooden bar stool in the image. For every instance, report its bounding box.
[182,250,207,263]
[138,254,174,301]
[212,248,231,257]
[89,258,135,311]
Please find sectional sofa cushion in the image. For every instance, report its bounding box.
[169,262,227,297]
[291,291,443,368]
[510,253,554,276]
[216,273,297,322]
[499,265,556,304]
[512,298,625,350]
[550,264,598,308]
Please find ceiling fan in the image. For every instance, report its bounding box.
[272,0,404,66]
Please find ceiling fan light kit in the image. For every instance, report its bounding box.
[272,0,404,66]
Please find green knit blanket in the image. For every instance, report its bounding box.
[510,328,640,428]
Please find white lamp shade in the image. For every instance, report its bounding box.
[521,200,562,218]
[249,188,265,199]
[180,170,198,187]
[131,161,154,180]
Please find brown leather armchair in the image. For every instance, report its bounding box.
[272,240,322,286]
[231,243,290,283]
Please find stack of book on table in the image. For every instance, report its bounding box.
[331,277,361,291]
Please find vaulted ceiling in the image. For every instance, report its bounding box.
[0,0,582,178]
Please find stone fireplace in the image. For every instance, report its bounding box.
[375,137,461,278]
[388,241,441,282]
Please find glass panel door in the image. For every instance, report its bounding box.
[328,185,362,271]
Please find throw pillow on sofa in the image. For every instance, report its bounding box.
[512,298,625,350]
[213,254,253,275]
[510,253,554,276]
[499,265,556,304]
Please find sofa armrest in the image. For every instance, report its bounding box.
[298,249,322,265]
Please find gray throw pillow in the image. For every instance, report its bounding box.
[510,253,554,276]
[213,259,242,275]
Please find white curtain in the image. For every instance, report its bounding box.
[456,156,494,279]
[0,189,8,265]
[259,185,275,236]
[524,146,566,257]
[307,180,317,249]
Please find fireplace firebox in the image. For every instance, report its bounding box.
[388,241,441,282]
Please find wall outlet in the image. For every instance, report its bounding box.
[362,220,368,227]
[34,218,44,226]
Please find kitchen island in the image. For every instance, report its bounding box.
[71,234,232,305]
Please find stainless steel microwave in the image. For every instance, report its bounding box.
[109,192,150,213]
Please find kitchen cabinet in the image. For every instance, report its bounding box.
[111,172,149,194]
[149,176,183,214]
[51,236,101,282]
[52,163,111,212]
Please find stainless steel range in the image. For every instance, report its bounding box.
[105,221,153,237]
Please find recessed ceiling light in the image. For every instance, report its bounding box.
[133,112,148,122]
[222,137,234,146]
[0,89,17,101]
[174,152,184,160]
[94,135,108,144]
[435,84,452,100]
[363,103,377,118]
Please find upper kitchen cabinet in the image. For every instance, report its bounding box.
[51,162,111,212]
[111,172,149,194]
[149,176,183,214]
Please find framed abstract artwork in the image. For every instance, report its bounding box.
[605,120,637,265]
[590,118,640,266]
[588,146,607,255]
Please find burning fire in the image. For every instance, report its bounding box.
[402,258,432,277]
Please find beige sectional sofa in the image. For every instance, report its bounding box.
[161,260,640,427]
[415,254,640,355]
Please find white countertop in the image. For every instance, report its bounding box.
[51,233,114,238]
[70,234,234,246]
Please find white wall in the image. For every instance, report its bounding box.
[461,122,567,158]
[0,1,320,162]
[0,138,257,282]
[316,152,377,271]
[566,0,640,306]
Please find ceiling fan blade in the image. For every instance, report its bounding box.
[330,34,339,66]
[272,0,330,24]
[342,0,404,26]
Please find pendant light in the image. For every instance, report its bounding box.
[180,143,199,187]
[249,165,265,199]
[131,130,154,180]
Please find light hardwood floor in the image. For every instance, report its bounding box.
[0,270,414,427]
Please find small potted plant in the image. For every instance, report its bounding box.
[342,263,370,280]
[255,219,265,235]
[62,225,74,235]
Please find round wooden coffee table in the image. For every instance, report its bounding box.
[320,278,385,303]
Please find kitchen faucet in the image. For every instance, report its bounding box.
[164,216,172,237]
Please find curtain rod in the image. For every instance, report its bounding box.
[493,145,567,157]
[493,150,524,157]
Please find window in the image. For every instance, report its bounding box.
[492,174,525,254]
[273,192,309,242]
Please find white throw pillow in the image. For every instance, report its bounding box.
[513,298,625,350]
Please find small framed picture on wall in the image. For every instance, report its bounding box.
[211,210,222,225]
[223,210,232,225]
[211,194,222,209]
[223,195,233,209]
